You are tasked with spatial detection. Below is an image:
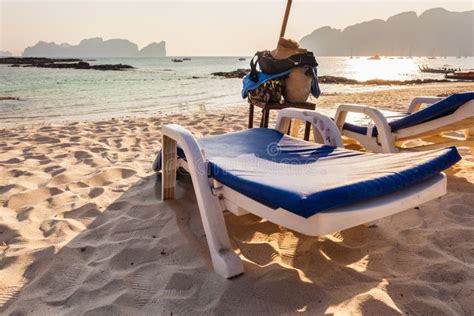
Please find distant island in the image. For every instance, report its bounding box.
[0,51,12,57]
[300,8,474,56]
[22,37,166,57]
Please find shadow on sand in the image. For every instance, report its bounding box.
[2,171,472,314]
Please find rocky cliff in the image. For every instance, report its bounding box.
[300,8,473,56]
[136,41,166,57]
[22,38,166,57]
[0,51,13,57]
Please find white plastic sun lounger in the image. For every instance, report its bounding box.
[334,92,474,153]
[155,108,461,278]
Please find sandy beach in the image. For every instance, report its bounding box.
[1,82,473,314]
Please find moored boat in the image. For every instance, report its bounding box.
[445,71,474,80]
[418,64,459,74]
[368,55,381,60]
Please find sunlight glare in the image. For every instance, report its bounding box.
[344,57,419,81]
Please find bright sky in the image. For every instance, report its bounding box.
[1,0,472,56]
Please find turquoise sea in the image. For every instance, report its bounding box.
[1,56,473,126]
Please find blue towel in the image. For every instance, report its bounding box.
[310,67,321,98]
[241,70,290,98]
[241,67,321,99]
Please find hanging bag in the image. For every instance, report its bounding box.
[249,50,318,82]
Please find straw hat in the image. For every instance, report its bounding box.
[271,38,306,59]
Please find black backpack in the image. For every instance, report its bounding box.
[250,50,318,82]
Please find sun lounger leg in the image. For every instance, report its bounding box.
[290,119,301,138]
[195,191,244,278]
[162,135,177,200]
[162,124,244,278]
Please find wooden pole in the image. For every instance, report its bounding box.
[279,0,293,40]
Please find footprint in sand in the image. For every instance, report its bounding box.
[3,169,32,178]
[90,146,108,154]
[107,201,131,211]
[39,219,82,238]
[87,168,136,187]
[446,204,474,220]
[43,264,86,305]
[73,150,93,160]
[16,206,34,222]
[0,184,16,195]
[32,136,60,144]
[0,286,22,310]
[44,165,66,177]
[159,272,197,299]
[48,173,83,186]
[8,187,63,210]
[88,187,104,198]
[64,203,100,220]
[0,158,22,164]
[237,241,279,266]
[129,268,162,308]
[0,224,21,245]
[53,153,68,159]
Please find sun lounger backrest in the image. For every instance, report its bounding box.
[389,92,474,131]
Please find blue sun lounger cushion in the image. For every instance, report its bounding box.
[154,128,461,218]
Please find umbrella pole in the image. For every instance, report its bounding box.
[279,0,293,40]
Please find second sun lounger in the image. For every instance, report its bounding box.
[156,108,461,278]
[334,92,474,153]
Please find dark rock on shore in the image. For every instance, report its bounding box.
[0,57,81,64]
[1,57,134,71]
[33,61,89,69]
[211,69,452,85]
[212,69,249,78]
[91,64,134,71]
[34,62,133,71]
[318,75,451,85]
[319,76,359,84]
